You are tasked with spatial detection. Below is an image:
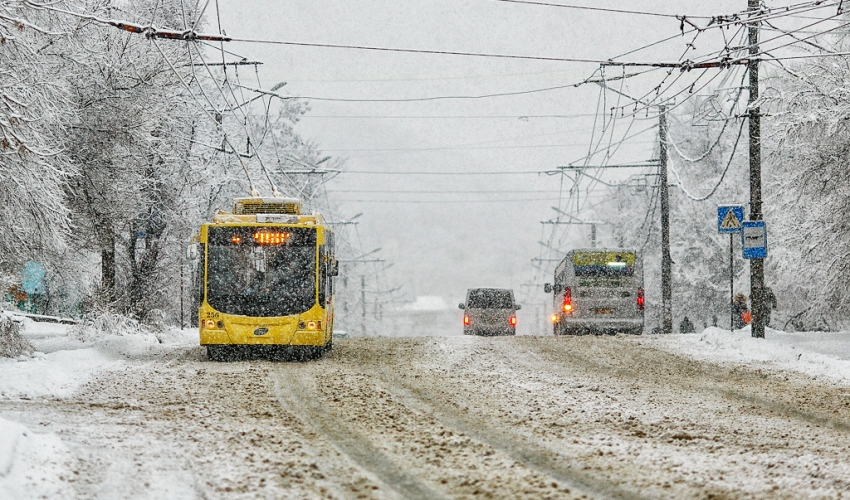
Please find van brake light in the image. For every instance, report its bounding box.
[463,315,470,326]
[637,287,645,311]
[509,316,517,326]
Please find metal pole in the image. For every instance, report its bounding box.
[361,275,367,336]
[591,224,597,248]
[748,0,765,338]
[659,106,673,334]
[180,259,184,330]
[730,234,734,331]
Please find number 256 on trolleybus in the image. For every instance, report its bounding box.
[190,197,338,361]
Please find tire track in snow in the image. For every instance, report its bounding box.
[513,336,850,434]
[271,365,448,500]
[354,352,646,500]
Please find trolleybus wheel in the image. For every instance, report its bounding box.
[207,345,229,361]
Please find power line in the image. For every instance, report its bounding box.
[488,0,707,19]
[327,189,558,194]
[338,169,545,175]
[333,197,567,204]
[228,69,656,103]
[285,113,608,119]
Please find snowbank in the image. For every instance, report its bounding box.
[649,326,850,386]
[0,316,198,399]
[0,417,71,500]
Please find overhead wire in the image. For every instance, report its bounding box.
[148,37,259,195]
[487,0,708,19]
[668,118,747,202]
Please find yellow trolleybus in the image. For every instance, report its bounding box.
[193,197,337,360]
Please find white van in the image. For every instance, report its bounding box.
[458,288,520,336]
[544,249,644,335]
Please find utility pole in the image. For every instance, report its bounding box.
[361,275,367,336]
[748,0,766,339]
[659,105,672,334]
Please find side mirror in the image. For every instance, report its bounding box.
[543,283,552,293]
[187,244,199,261]
[515,304,521,310]
[332,260,339,276]
[458,303,465,310]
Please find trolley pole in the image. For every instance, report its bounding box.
[748,0,766,339]
[659,105,673,334]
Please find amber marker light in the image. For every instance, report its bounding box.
[550,314,559,323]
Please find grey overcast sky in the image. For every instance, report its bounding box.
[210,0,827,326]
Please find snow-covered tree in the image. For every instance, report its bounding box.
[0,1,75,272]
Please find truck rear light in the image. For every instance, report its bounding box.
[637,287,645,311]
[562,286,573,313]
[509,316,517,326]
[463,315,470,326]
[550,314,559,323]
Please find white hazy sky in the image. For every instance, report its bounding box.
[210,0,822,324]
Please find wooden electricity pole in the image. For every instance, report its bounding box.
[659,106,673,334]
[748,0,766,339]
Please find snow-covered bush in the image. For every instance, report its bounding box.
[69,312,156,343]
[0,312,33,358]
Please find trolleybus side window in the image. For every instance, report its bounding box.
[318,245,327,306]
[206,227,317,317]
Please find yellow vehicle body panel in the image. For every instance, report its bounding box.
[200,303,331,347]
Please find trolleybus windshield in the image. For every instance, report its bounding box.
[206,227,317,317]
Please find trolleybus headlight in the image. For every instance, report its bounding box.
[306,321,321,330]
[204,319,215,329]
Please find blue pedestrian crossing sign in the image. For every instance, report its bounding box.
[717,205,744,233]
[742,221,767,259]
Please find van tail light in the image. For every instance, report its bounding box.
[562,287,573,313]
[509,316,517,326]
[637,287,645,312]
[463,315,470,326]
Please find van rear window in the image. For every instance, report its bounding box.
[467,289,513,309]
[573,252,635,277]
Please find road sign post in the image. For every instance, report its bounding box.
[718,205,744,331]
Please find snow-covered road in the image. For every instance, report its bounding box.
[3,322,850,499]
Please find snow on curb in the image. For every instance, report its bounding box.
[0,319,198,399]
[648,327,850,386]
[0,417,72,500]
